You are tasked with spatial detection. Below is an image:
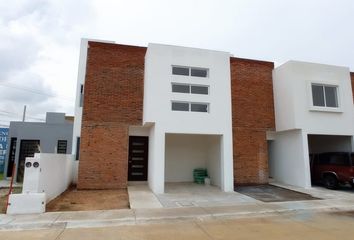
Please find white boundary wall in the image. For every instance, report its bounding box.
[7,153,74,214]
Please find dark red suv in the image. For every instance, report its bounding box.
[310,152,354,189]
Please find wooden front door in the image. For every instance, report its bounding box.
[128,136,148,181]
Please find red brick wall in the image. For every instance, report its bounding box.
[230,57,275,185]
[351,72,354,103]
[78,42,146,189]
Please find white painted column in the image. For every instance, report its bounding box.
[270,129,311,188]
[148,125,165,194]
[301,131,312,189]
[221,134,234,192]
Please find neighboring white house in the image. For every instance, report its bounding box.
[269,61,354,188]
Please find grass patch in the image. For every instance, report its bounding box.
[0,173,3,180]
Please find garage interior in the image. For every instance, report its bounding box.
[164,133,222,189]
[307,134,353,186]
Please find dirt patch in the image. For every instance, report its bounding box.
[0,187,22,213]
[235,184,320,202]
[46,185,129,212]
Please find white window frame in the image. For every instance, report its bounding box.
[172,65,209,78]
[309,82,342,113]
[171,83,209,95]
[171,101,210,113]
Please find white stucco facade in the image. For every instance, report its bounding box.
[143,44,234,193]
[71,39,87,156]
[270,61,354,188]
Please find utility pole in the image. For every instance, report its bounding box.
[22,105,26,122]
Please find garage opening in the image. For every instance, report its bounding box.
[164,133,222,189]
[308,134,353,188]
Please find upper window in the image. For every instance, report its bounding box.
[172,83,209,95]
[311,84,338,108]
[171,101,209,113]
[191,68,208,77]
[172,66,209,78]
[172,66,189,76]
[172,84,190,93]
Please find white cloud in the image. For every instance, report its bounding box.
[0,0,353,126]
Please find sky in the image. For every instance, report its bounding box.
[0,0,353,127]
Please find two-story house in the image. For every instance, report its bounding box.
[72,39,275,194]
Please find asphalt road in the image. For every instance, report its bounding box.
[1,210,354,240]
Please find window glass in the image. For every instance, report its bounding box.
[191,85,208,95]
[171,102,189,111]
[319,153,330,165]
[324,86,338,107]
[191,68,208,77]
[75,137,80,160]
[312,85,325,107]
[79,84,84,107]
[330,154,350,166]
[57,140,67,154]
[191,103,208,112]
[172,84,190,93]
[172,66,189,76]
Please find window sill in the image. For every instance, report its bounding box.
[309,106,343,113]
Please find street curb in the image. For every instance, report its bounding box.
[1,204,354,231]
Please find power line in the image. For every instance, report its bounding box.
[0,82,75,102]
[0,110,45,121]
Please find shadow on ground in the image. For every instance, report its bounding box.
[235,185,320,202]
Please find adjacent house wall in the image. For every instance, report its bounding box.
[72,39,88,158]
[273,61,354,135]
[271,62,354,188]
[78,42,146,189]
[4,114,73,181]
[230,58,275,185]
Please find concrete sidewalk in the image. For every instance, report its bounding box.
[1,195,354,231]
[1,182,354,231]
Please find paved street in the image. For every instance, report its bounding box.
[1,210,354,240]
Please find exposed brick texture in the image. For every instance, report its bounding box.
[78,42,146,189]
[351,72,354,103]
[230,57,275,185]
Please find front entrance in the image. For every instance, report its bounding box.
[128,136,148,181]
[17,140,40,182]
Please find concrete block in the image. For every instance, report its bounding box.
[7,193,46,215]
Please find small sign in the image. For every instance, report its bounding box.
[0,128,9,173]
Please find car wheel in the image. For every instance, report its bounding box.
[350,183,354,189]
[323,175,338,190]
